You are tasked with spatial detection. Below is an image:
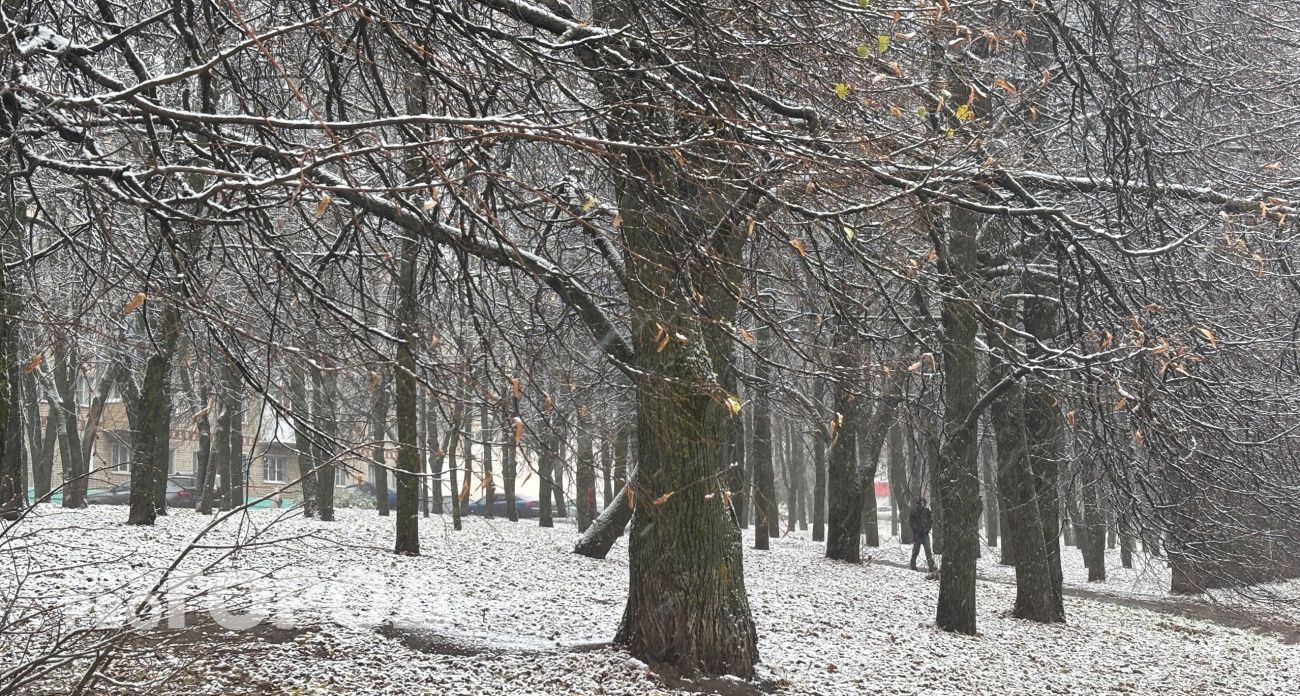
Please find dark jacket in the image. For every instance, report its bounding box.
[909,505,933,537]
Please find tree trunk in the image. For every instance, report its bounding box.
[550,434,567,517]
[227,381,245,510]
[575,408,597,533]
[981,430,999,548]
[1083,476,1107,582]
[600,435,614,510]
[574,482,633,559]
[537,417,555,529]
[287,366,316,517]
[127,299,180,525]
[310,365,336,520]
[480,396,495,519]
[785,420,802,538]
[812,381,827,542]
[34,398,57,500]
[935,208,982,636]
[53,342,86,508]
[204,369,233,515]
[986,311,1059,622]
[892,423,913,545]
[428,397,444,515]
[825,320,863,563]
[372,380,390,517]
[503,390,519,521]
[0,232,13,517]
[393,228,421,554]
[1024,292,1066,617]
[751,323,775,551]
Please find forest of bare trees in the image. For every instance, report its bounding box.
[3,0,1300,691]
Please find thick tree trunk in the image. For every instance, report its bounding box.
[503,391,519,521]
[537,416,555,529]
[34,400,57,500]
[393,229,421,554]
[825,321,863,563]
[1083,476,1107,582]
[935,208,982,636]
[986,313,1059,622]
[310,365,336,520]
[128,302,180,525]
[574,482,633,559]
[892,424,914,546]
[1024,292,1067,617]
[227,382,245,509]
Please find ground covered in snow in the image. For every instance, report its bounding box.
[2,506,1297,694]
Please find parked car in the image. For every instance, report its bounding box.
[86,476,199,508]
[466,494,541,518]
[343,482,397,508]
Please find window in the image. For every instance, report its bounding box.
[111,442,131,474]
[169,449,178,474]
[263,455,288,484]
[335,465,350,487]
[192,450,204,473]
[241,455,251,482]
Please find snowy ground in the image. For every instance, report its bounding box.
[2,507,1297,695]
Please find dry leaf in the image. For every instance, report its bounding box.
[790,239,807,256]
[313,194,332,217]
[23,352,43,374]
[513,417,525,445]
[652,491,676,506]
[123,292,146,315]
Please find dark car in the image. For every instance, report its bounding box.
[344,482,397,508]
[466,494,541,518]
[86,476,199,508]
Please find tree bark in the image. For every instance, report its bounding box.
[751,322,775,551]
[1024,291,1066,617]
[986,310,1060,622]
[394,228,421,554]
[52,342,86,508]
[811,380,827,542]
[825,319,863,563]
[372,376,390,517]
[310,364,336,520]
[537,416,556,529]
[935,207,982,636]
[892,423,914,545]
[287,365,316,517]
[575,407,597,532]
[128,300,180,525]
[574,482,633,559]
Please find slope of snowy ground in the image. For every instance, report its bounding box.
[2,506,1297,694]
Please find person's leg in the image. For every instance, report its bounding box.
[910,539,921,570]
[922,534,935,571]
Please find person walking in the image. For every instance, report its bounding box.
[909,497,936,572]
